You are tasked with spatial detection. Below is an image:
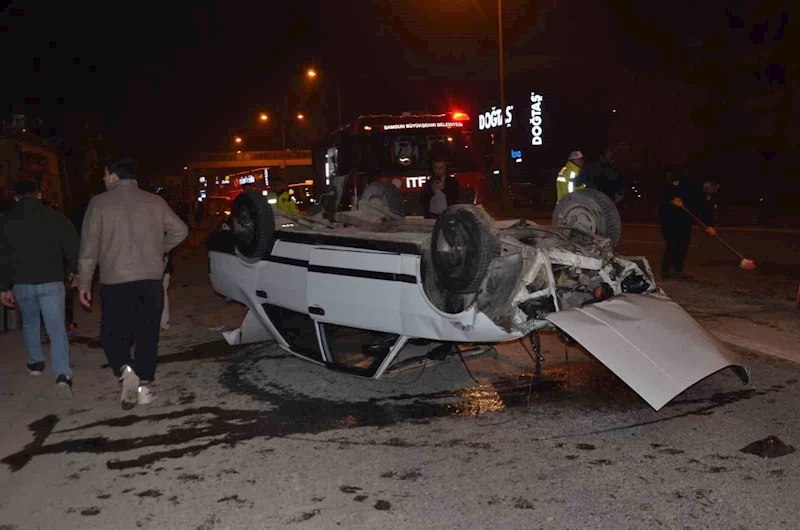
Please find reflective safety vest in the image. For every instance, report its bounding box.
[266,191,299,215]
[556,160,584,202]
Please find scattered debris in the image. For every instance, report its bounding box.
[740,436,796,459]
[288,509,321,523]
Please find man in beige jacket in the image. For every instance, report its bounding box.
[78,158,188,410]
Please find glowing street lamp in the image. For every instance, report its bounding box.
[306,65,342,127]
[234,136,242,144]
[259,113,268,121]
[296,113,305,120]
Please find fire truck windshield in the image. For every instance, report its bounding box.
[366,129,476,174]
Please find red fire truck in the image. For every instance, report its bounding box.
[313,112,486,215]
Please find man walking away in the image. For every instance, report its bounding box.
[0,180,79,398]
[78,158,188,410]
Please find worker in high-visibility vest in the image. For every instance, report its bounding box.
[556,151,585,202]
[265,177,299,215]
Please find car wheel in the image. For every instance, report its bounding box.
[552,188,622,247]
[231,191,275,259]
[358,181,404,217]
[431,205,500,294]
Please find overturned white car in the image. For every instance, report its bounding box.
[207,183,750,411]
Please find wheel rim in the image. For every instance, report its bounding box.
[232,200,256,249]
[436,219,469,278]
[562,205,598,234]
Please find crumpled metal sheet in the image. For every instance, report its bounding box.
[547,292,750,411]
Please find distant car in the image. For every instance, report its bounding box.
[207,184,751,411]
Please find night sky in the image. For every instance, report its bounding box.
[1,1,793,176]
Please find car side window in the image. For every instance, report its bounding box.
[319,324,400,376]
[262,304,323,361]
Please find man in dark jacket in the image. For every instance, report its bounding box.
[575,149,625,203]
[658,168,719,279]
[0,180,80,398]
[420,158,459,217]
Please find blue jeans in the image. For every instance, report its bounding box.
[13,282,72,379]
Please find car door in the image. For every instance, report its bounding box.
[307,246,408,376]
[306,246,406,334]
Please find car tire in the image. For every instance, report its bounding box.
[431,205,500,294]
[358,181,404,217]
[552,188,622,247]
[231,191,274,259]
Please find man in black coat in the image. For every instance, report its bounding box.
[0,180,80,397]
[575,149,625,203]
[658,168,719,279]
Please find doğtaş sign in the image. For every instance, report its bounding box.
[530,92,543,146]
[478,106,514,130]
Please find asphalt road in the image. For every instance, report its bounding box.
[0,224,798,530]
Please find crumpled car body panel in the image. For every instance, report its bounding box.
[547,292,749,411]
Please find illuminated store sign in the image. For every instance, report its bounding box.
[478,106,513,130]
[530,92,543,146]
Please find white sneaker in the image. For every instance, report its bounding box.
[119,365,140,410]
[137,385,156,406]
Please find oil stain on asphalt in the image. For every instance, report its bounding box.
[0,341,777,473]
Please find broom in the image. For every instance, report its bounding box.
[671,198,756,270]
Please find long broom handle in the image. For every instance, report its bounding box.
[675,202,748,261]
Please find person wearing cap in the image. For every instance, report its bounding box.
[556,151,585,202]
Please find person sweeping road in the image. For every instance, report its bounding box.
[658,169,721,279]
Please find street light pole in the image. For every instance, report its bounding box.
[498,0,510,211]
[337,82,343,128]
[309,66,343,129]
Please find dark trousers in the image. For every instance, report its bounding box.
[661,227,692,275]
[100,280,164,381]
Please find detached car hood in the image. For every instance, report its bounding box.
[546,292,751,411]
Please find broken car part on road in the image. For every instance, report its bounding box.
[207,185,751,411]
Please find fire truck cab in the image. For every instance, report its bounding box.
[313,112,486,215]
